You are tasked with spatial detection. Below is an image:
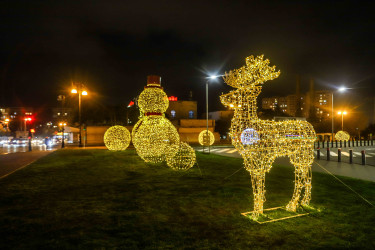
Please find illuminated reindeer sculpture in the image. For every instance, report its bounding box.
[220,55,316,218]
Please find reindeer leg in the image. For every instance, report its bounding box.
[286,165,305,212]
[301,165,312,206]
[250,171,266,218]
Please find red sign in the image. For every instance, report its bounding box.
[128,101,134,107]
[168,96,178,101]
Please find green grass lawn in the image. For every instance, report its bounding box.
[0,149,374,249]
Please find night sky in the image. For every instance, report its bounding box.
[1,0,375,117]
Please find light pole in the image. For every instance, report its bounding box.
[205,75,221,153]
[24,117,31,134]
[59,122,67,148]
[337,111,347,131]
[331,86,347,141]
[4,118,9,131]
[71,84,88,147]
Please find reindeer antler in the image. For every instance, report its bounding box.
[223,55,280,88]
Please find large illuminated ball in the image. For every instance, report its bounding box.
[241,128,260,145]
[335,130,350,141]
[104,125,131,150]
[198,130,215,146]
[138,87,169,114]
[166,142,196,170]
[132,116,180,163]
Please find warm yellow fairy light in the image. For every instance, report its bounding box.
[198,130,215,146]
[132,116,179,163]
[335,130,350,141]
[166,142,196,170]
[220,55,316,219]
[104,125,131,151]
[132,76,181,163]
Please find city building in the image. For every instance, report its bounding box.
[166,96,197,120]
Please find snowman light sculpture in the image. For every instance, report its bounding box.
[132,75,180,163]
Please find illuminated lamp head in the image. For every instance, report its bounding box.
[241,128,260,145]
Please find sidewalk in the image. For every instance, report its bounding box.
[0,150,56,178]
[203,147,375,182]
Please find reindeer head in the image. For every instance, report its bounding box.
[220,55,280,108]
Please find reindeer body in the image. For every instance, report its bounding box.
[220,55,316,218]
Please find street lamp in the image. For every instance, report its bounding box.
[337,111,347,131]
[205,75,221,153]
[59,122,67,148]
[331,86,347,142]
[4,118,9,130]
[71,83,88,147]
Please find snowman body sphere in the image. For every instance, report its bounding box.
[132,76,180,163]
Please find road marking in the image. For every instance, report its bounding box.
[228,149,238,153]
[341,152,349,156]
[216,149,229,153]
[353,152,362,156]
[330,152,338,156]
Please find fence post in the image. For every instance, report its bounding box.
[317,148,320,160]
[317,141,320,149]
[372,140,374,146]
[327,147,330,161]
[322,140,325,148]
[344,140,346,148]
[361,150,366,165]
[340,140,342,148]
[338,148,341,162]
[335,140,338,148]
[348,139,351,147]
[356,139,358,147]
[360,139,362,147]
[349,149,353,164]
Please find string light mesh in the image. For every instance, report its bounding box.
[166,142,196,170]
[132,76,181,163]
[220,55,316,219]
[198,130,215,146]
[133,116,180,163]
[335,130,350,141]
[104,125,131,151]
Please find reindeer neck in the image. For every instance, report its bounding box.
[236,85,261,119]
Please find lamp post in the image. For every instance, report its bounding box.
[331,86,347,141]
[205,75,221,153]
[337,111,347,131]
[59,122,67,148]
[24,117,31,133]
[71,83,88,147]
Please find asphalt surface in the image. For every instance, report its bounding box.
[0,149,56,178]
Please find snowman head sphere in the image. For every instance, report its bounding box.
[138,75,169,114]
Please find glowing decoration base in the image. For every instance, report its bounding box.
[198,130,215,146]
[132,75,181,164]
[241,206,310,224]
[220,55,316,219]
[166,142,196,170]
[335,130,350,141]
[104,125,131,151]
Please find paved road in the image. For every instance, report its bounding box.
[0,149,56,178]
[0,144,51,155]
[196,146,375,182]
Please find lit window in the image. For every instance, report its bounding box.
[188,110,194,119]
[171,110,176,118]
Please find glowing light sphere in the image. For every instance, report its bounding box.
[241,128,260,145]
[132,116,180,163]
[104,125,131,151]
[335,130,350,141]
[220,55,316,219]
[198,130,215,146]
[138,87,169,114]
[166,142,196,170]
